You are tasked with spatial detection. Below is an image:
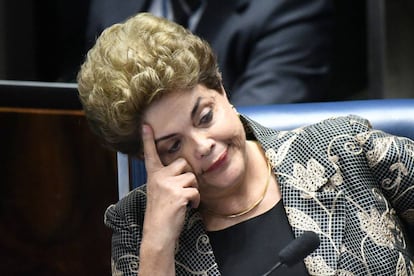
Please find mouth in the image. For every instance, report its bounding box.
[205,148,228,173]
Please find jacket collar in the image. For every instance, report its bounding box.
[240,114,337,192]
[240,115,344,272]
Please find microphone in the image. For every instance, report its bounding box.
[262,231,320,276]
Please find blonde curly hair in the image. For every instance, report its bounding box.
[77,13,222,155]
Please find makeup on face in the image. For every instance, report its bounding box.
[144,85,246,188]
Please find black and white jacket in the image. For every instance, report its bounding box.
[105,115,414,275]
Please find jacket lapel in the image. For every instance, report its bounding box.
[241,115,346,274]
[175,208,220,275]
[174,116,347,274]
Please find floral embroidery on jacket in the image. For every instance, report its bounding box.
[265,134,297,168]
[290,159,327,193]
[304,255,336,275]
[366,136,394,167]
[358,207,396,248]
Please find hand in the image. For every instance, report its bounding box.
[141,124,200,245]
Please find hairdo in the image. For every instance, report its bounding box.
[77,13,222,155]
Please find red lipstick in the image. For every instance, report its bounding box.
[205,150,228,173]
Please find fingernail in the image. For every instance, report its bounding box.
[142,124,148,134]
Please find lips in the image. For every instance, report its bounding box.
[205,149,228,173]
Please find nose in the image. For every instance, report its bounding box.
[190,131,215,160]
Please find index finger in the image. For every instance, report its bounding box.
[142,124,163,172]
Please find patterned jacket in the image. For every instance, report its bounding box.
[105,115,414,275]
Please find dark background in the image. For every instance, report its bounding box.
[1,0,369,97]
[0,1,118,275]
[1,0,91,82]
[1,1,413,98]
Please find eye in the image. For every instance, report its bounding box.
[199,109,213,125]
[167,140,181,154]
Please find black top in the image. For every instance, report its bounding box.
[207,201,309,276]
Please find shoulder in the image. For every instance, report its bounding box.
[304,115,372,133]
[243,114,372,137]
[104,185,147,230]
[292,115,373,145]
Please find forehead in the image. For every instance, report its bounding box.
[144,89,193,121]
[143,86,213,135]
[144,86,217,120]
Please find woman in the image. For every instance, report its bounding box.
[77,13,414,275]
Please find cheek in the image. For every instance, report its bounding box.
[218,120,245,148]
[229,116,245,142]
[235,131,246,147]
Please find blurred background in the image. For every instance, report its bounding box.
[1,0,413,97]
[0,0,413,275]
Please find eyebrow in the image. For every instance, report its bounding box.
[155,133,176,145]
[155,96,202,145]
[191,97,202,120]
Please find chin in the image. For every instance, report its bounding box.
[200,160,245,193]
